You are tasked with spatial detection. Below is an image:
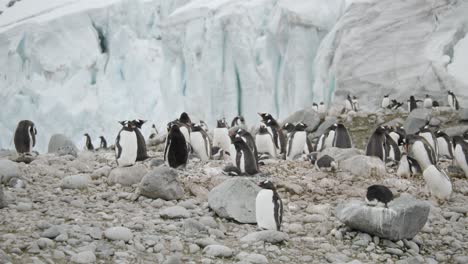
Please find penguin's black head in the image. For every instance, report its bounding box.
[313,102,318,106]
[169,122,181,133]
[258,180,276,190]
[258,123,269,133]
[84,133,90,137]
[217,119,227,128]
[295,122,307,131]
[452,136,465,148]
[353,96,357,99]
[258,112,273,122]
[375,126,386,134]
[384,94,389,98]
[99,136,104,139]
[320,102,324,105]
[410,96,415,100]
[192,124,203,132]
[282,123,295,133]
[464,131,468,140]
[179,112,191,124]
[133,119,147,129]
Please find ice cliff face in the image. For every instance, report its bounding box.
[0,0,467,151]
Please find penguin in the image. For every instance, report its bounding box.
[315,155,337,172]
[365,126,387,161]
[432,100,440,111]
[190,124,211,161]
[235,128,258,159]
[452,136,468,177]
[345,94,353,112]
[464,131,468,143]
[422,165,452,200]
[256,180,283,231]
[390,99,403,110]
[417,126,438,161]
[366,185,393,208]
[231,116,246,128]
[435,130,452,159]
[255,124,277,158]
[333,124,352,148]
[447,90,459,110]
[318,102,326,114]
[164,122,189,168]
[115,121,138,167]
[397,153,422,178]
[13,120,37,154]
[312,103,318,112]
[381,95,390,109]
[259,113,286,154]
[387,126,406,147]
[132,119,149,161]
[315,124,336,152]
[408,96,421,112]
[199,120,209,132]
[282,123,295,138]
[385,133,401,161]
[176,112,192,148]
[405,134,436,171]
[423,94,433,109]
[83,133,94,151]
[233,136,258,175]
[286,123,308,160]
[213,119,231,155]
[99,136,108,149]
[352,96,359,111]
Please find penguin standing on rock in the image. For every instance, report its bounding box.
[318,102,326,114]
[132,119,149,161]
[453,136,468,177]
[115,121,138,167]
[366,126,387,161]
[315,124,336,152]
[366,185,394,208]
[83,133,94,151]
[381,95,390,109]
[422,165,452,200]
[14,120,37,154]
[235,128,258,160]
[385,133,401,161]
[99,136,108,149]
[345,94,353,112]
[408,96,421,112]
[190,124,211,161]
[255,124,277,158]
[448,91,459,110]
[256,180,283,231]
[334,124,352,149]
[352,96,359,111]
[177,112,192,149]
[312,103,318,112]
[423,94,433,109]
[164,122,189,168]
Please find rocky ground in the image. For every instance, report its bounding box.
[1,109,468,264]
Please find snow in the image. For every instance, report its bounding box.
[448,35,468,86]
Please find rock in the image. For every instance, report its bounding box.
[139,167,184,200]
[48,134,79,156]
[443,125,468,137]
[108,164,148,186]
[61,174,90,189]
[340,155,386,177]
[70,251,96,263]
[318,147,363,162]
[454,256,468,264]
[0,159,21,184]
[311,116,338,138]
[104,227,133,242]
[90,166,111,180]
[0,185,6,208]
[36,238,55,249]
[240,230,289,244]
[208,178,261,223]
[183,219,208,235]
[336,195,429,241]
[160,206,191,219]
[8,178,25,188]
[429,117,441,127]
[281,107,321,132]
[459,108,468,121]
[163,255,183,264]
[404,109,431,134]
[41,226,62,239]
[203,245,233,258]
[237,253,268,264]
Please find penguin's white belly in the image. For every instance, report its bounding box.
[437,138,450,158]
[190,132,209,161]
[345,100,352,110]
[397,155,411,178]
[448,95,453,108]
[213,128,230,152]
[229,144,237,165]
[412,141,433,170]
[389,132,399,145]
[239,151,245,173]
[324,131,335,149]
[423,99,432,109]
[423,165,452,200]
[420,133,437,156]
[388,145,396,160]
[303,142,310,154]
[117,131,138,167]
[28,130,33,152]
[454,145,468,177]
[180,126,190,144]
[316,134,325,151]
[318,105,326,114]
[382,98,390,108]
[256,134,276,157]
[256,190,277,231]
[287,132,306,161]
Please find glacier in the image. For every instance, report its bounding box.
[0,0,467,152]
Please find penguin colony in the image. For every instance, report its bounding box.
[5,90,467,231]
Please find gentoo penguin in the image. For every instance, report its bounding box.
[387,126,406,147]
[199,120,209,132]
[177,112,192,148]
[213,119,231,155]
[422,165,452,200]
[315,155,337,172]
[99,136,108,149]
[282,123,295,138]
[334,124,352,148]
[256,180,283,231]
[408,96,420,112]
[315,124,336,152]
[233,136,258,175]
[14,120,37,154]
[132,119,149,161]
[432,100,440,111]
[397,153,422,178]
[366,185,393,208]
[164,122,189,168]
[365,126,387,161]
[115,121,138,167]
[390,99,403,110]
[423,94,433,109]
[345,94,353,111]
[405,134,436,171]
[83,133,94,151]
[385,133,401,161]
[259,113,286,154]
[417,126,438,161]
[312,103,318,112]
[318,102,326,114]
[447,90,459,110]
[255,124,276,158]
[231,116,246,128]
[381,95,390,109]
[286,123,308,160]
[435,130,452,159]
[190,124,211,161]
[452,136,468,177]
[352,96,359,111]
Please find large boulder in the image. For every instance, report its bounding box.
[281,107,321,132]
[108,164,148,186]
[443,125,468,137]
[311,116,337,138]
[208,178,260,223]
[139,167,184,200]
[0,159,21,184]
[340,155,386,177]
[318,147,363,163]
[404,109,431,134]
[61,174,90,189]
[459,108,468,122]
[47,134,78,156]
[336,194,429,241]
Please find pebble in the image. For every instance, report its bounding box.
[70,251,96,263]
[203,245,233,257]
[104,227,133,242]
[160,206,191,219]
[41,226,61,239]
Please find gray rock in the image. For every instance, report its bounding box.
[281,107,321,132]
[208,178,261,223]
[8,178,25,188]
[237,253,268,264]
[183,219,208,235]
[104,227,133,242]
[36,238,55,249]
[340,155,386,177]
[0,159,21,184]
[163,255,183,264]
[318,147,363,162]
[459,108,468,121]
[443,125,468,137]
[311,116,338,138]
[139,167,184,200]
[108,164,148,186]
[240,230,289,244]
[160,206,190,219]
[0,185,6,208]
[48,134,78,156]
[429,117,441,127]
[454,256,468,264]
[404,109,431,134]
[70,251,96,263]
[90,166,111,180]
[203,245,233,257]
[41,226,62,239]
[336,195,429,241]
[61,174,90,189]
